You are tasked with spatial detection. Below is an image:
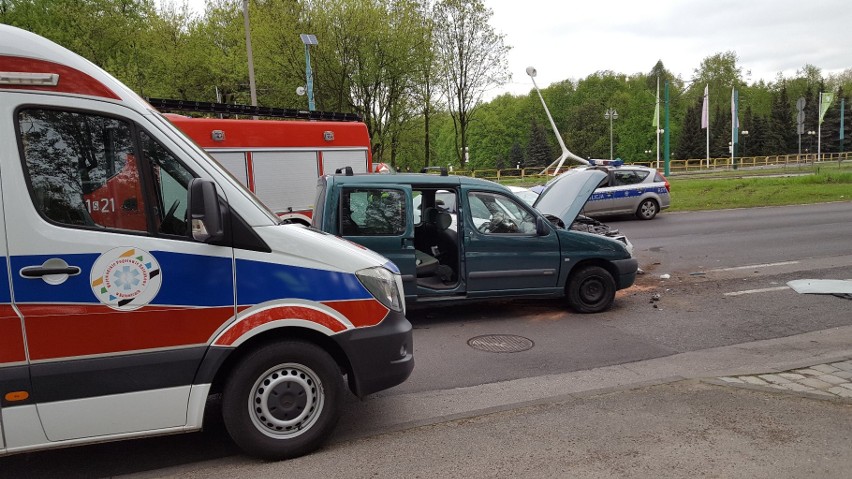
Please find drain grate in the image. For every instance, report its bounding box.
[467,334,534,353]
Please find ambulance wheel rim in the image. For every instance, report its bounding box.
[249,363,324,439]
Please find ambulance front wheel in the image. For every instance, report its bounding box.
[222,340,343,460]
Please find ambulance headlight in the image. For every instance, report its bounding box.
[356,266,404,312]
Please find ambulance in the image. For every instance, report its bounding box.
[157,100,373,225]
[0,25,413,460]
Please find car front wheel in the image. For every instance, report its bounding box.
[566,265,616,313]
[222,340,343,460]
[636,198,659,220]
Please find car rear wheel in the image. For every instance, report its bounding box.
[222,340,342,460]
[636,198,659,220]
[566,265,616,313]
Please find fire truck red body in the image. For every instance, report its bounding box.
[166,113,373,224]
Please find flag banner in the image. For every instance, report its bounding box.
[731,87,739,142]
[701,84,709,129]
[819,92,834,124]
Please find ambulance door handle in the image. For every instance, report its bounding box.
[20,258,82,285]
[20,266,81,278]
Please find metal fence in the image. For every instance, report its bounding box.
[443,152,852,183]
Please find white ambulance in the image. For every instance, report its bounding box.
[0,25,413,460]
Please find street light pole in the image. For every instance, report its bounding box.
[242,0,257,108]
[300,34,318,111]
[526,66,588,174]
[604,108,618,160]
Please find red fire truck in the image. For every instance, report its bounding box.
[153,99,373,225]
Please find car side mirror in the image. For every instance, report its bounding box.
[536,215,550,236]
[187,178,224,242]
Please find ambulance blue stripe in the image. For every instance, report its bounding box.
[235,258,372,304]
[10,252,235,306]
[589,186,669,202]
[9,252,368,306]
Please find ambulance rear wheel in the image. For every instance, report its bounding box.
[222,340,342,460]
[636,199,659,220]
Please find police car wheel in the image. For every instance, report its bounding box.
[636,199,659,220]
[566,265,616,313]
[222,340,342,460]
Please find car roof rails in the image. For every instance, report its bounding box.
[420,166,449,176]
[335,166,355,176]
[147,98,362,122]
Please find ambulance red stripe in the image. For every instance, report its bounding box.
[21,305,234,360]
[1,57,120,100]
[215,305,349,345]
[0,311,26,364]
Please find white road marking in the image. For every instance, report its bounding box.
[711,261,800,272]
[724,286,791,296]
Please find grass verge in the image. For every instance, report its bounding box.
[669,169,852,211]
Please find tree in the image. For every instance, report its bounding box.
[675,98,703,160]
[304,0,432,165]
[508,141,524,168]
[768,82,796,154]
[526,119,553,168]
[432,0,510,165]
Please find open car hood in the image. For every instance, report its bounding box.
[532,169,606,223]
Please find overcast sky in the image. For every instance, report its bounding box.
[175,0,850,97]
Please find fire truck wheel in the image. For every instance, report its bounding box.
[222,340,342,460]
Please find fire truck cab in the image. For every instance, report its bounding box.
[0,25,412,460]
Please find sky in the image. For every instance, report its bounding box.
[172,0,851,97]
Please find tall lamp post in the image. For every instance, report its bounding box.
[741,130,749,157]
[604,108,618,160]
[242,0,257,108]
[526,66,588,174]
[300,34,318,111]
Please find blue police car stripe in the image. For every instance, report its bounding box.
[588,186,669,202]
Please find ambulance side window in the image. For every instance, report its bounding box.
[140,131,194,237]
[17,109,148,232]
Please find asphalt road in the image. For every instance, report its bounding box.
[2,201,851,477]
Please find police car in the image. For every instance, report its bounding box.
[583,159,670,220]
[536,160,670,220]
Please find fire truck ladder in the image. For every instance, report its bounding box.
[147,98,362,122]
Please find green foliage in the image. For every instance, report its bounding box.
[4,2,848,170]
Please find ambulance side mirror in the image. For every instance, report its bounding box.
[188,178,224,242]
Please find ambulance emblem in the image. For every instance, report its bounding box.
[91,247,162,310]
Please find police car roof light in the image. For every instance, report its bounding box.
[588,159,623,167]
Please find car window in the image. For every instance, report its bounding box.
[613,170,649,186]
[468,191,536,234]
[341,188,406,236]
[141,131,194,236]
[18,108,148,232]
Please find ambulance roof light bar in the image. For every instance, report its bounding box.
[0,71,59,86]
[147,98,362,122]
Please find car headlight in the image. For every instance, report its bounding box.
[356,266,404,312]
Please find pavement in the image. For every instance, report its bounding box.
[126,324,852,479]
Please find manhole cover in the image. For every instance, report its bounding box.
[467,334,534,353]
